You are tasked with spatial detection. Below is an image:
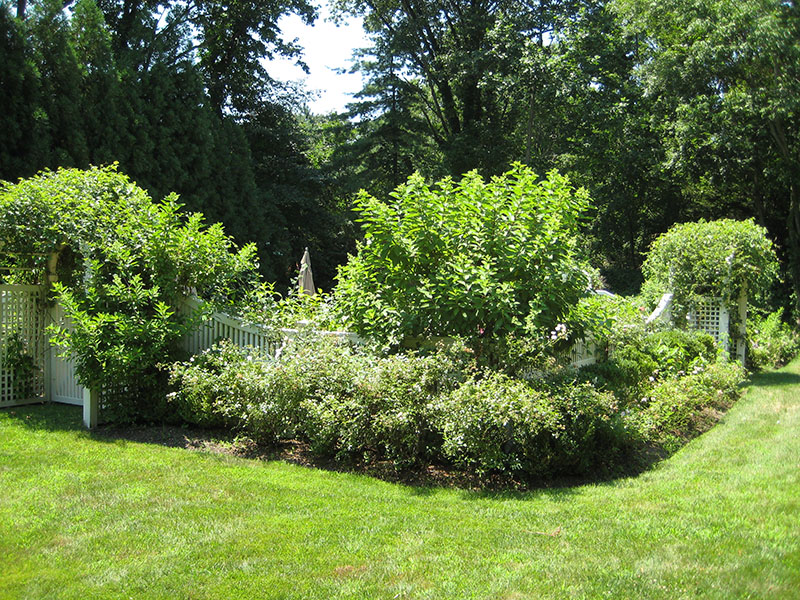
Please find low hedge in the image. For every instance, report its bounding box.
[168,331,746,481]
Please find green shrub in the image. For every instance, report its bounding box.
[748,310,800,371]
[295,338,467,465]
[169,336,468,466]
[434,373,626,478]
[626,361,745,451]
[335,164,592,345]
[167,342,283,433]
[638,329,718,376]
[0,166,260,423]
[168,332,744,481]
[580,328,718,406]
[581,346,658,403]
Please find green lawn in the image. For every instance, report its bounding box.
[1,362,799,599]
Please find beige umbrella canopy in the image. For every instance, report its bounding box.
[298,247,315,296]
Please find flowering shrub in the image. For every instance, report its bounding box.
[434,374,627,477]
[747,310,800,371]
[168,308,747,481]
[625,362,745,452]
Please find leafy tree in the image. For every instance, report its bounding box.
[334,164,592,344]
[0,4,43,179]
[332,50,444,199]
[613,0,800,313]
[543,1,681,293]
[242,101,356,288]
[1,0,352,291]
[334,0,581,176]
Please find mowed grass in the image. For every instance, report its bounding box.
[1,363,799,599]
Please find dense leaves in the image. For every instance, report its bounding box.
[334,164,592,343]
[641,219,779,318]
[612,0,800,312]
[0,166,260,422]
[0,0,347,289]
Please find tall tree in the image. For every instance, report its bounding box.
[334,0,580,176]
[613,0,800,312]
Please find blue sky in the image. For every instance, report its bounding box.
[267,3,370,114]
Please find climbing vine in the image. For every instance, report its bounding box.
[641,219,779,320]
[0,165,260,422]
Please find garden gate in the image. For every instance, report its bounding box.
[0,284,86,411]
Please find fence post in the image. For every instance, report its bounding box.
[736,293,747,366]
[83,388,98,429]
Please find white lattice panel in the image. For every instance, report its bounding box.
[48,302,86,405]
[0,285,46,407]
[689,299,724,342]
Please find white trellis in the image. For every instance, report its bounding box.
[648,293,747,364]
[0,284,88,413]
[0,285,47,408]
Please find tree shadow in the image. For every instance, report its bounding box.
[0,403,684,501]
[0,402,82,432]
[747,370,800,389]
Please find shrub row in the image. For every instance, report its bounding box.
[168,330,745,480]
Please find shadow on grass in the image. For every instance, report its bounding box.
[747,370,800,389]
[0,402,83,432]
[0,402,685,500]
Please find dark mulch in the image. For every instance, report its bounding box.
[93,423,563,491]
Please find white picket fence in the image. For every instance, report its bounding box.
[0,284,742,428]
[565,336,602,367]
[178,296,362,357]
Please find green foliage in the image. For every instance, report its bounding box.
[237,283,347,332]
[613,0,800,312]
[434,373,626,478]
[298,340,463,466]
[168,336,467,467]
[0,0,352,291]
[2,332,39,400]
[639,330,719,376]
[641,219,779,317]
[627,362,745,452]
[168,342,290,435]
[0,165,260,422]
[168,300,747,479]
[747,310,800,372]
[581,328,719,405]
[335,164,592,344]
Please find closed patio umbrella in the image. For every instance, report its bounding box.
[299,247,315,296]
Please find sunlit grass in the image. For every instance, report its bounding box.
[1,360,799,599]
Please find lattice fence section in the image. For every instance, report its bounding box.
[688,298,728,343]
[0,285,46,407]
[47,302,85,405]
